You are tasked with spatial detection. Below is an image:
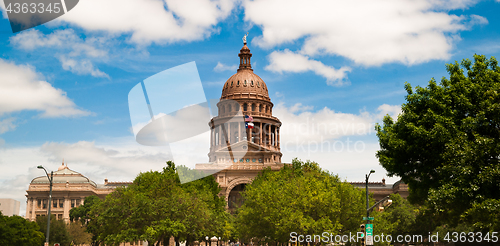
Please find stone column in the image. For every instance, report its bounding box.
[277,127,280,149]
[26,198,32,220]
[63,198,70,222]
[227,123,231,144]
[249,122,253,143]
[218,125,222,148]
[268,124,271,147]
[274,126,277,147]
[210,129,213,148]
[259,122,263,145]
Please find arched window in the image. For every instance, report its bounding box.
[257,81,260,87]
[231,81,233,86]
[252,104,256,111]
[243,103,247,111]
[228,104,232,112]
[259,104,263,112]
[237,80,240,86]
[244,80,247,86]
[235,103,239,111]
[251,80,254,86]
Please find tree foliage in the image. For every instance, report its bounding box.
[70,195,102,246]
[89,161,227,246]
[371,194,419,245]
[235,158,365,244]
[36,215,71,246]
[0,212,44,246]
[67,221,92,245]
[376,54,500,228]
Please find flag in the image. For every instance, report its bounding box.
[245,115,253,122]
[245,122,254,129]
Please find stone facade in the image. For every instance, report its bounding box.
[0,198,20,216]
[25,162,130,223]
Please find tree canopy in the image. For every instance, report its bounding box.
[376,54,500,229]
[235,158,366,244]
[88,161,228,246]
[0,212,44,246]
[36,215,71,246]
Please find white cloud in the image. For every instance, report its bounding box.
[274,102,373,143]
[244,0,487,66]
[0,117,16,134]
[56,0,237,45]
[59,56,109,78]
[214,62,238,72]
[377,104,402,120]
[0,59,90,117]
[10,29,110,78]
[265,49,351,86]
[10,29,107,57]
[272,102,402,183]
[468,14,488,26]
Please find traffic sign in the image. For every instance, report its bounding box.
[363,217,374,220]
[366,224,373,246]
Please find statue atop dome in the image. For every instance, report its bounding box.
[243,32,249,44]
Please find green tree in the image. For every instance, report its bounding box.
[236,158,365,244]
[0,211,44,246]
[70,195,102,246]
[90,161,228,246]
[67,221,92,245]
[371,194,419,245]
[376,54,500,228]
[36,215,71,246]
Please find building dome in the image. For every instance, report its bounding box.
[220,44,270,102]
[31,167,97,186]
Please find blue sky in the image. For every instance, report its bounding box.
[0,0,500,215]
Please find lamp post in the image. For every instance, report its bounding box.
[37,165,53,246]
[365,170,375,218]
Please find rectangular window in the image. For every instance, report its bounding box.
[76,199,81,207]
[57,214,62,220]
[71,199,75,208]
[59,199,63,208]
[42,199,47,209]
[37,199,42,208]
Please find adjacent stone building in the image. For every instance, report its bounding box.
[25,161,130,222]
[0,198,20,216]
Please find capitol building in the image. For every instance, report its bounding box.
[26,40,408,222]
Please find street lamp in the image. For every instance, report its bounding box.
[365,170,375,218]
[37,165,53,246]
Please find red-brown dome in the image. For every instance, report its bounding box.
[220,44,270,101]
